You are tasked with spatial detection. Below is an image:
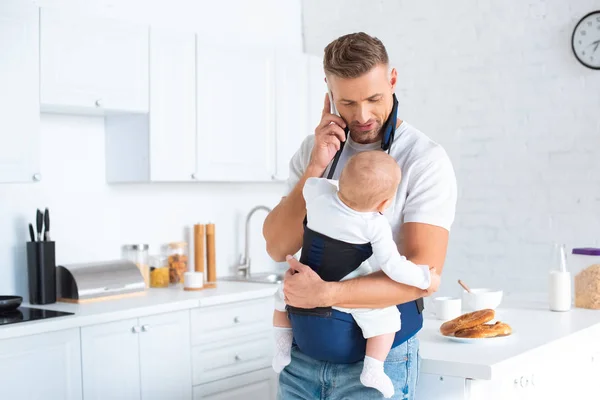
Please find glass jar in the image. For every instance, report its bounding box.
[123,244,150,288]
[167,242,188,284]
[149,254,170,288]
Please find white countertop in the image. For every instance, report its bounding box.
[418,299,600,380]
[3,282,600,382]
[0,281,277,340]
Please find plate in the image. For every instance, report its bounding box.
[437,330,514,343]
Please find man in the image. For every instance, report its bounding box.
[262,32,457,399]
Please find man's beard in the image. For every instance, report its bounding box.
[348,121,383,144]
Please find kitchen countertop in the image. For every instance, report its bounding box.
[0,281,277,340]
[418,299,600,380]
[2,282,600,383]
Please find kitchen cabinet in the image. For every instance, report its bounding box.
[192,368,277,400]
[195,43,276,182]
[0,328,82,400]
[273,52,310,181]
[81,310,191,400]
[0,0,40,183]
[106,28,197,183]
[40,7,149,115]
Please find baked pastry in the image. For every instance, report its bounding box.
[454,321,512,338]
[439,309,495,336]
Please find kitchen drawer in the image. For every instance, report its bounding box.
[192,367,276,400]
[192,332,272,385]
[191,298,272,345]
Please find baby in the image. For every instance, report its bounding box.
[272,150,440,398]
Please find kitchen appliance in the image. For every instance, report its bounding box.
[0,306,73,327]
[57,260,146,303]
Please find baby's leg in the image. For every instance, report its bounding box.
[345,306,400,399]
[365,332,395,361]
[272,286,293,373]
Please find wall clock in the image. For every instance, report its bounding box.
[572,10,600,69]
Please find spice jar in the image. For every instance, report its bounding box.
[123,244,150,288]
[149,254,170,288]
[167,242,188,284]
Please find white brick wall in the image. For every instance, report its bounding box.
[302,0,600,298]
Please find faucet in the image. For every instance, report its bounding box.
[236,205,272,278]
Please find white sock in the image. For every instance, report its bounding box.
[360,356,395,398]
[272,327,293,373]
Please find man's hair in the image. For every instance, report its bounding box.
[323,32,389,79]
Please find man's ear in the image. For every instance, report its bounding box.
[389,67,397,91]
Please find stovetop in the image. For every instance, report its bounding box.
[0,307,74,326]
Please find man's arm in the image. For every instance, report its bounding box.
[283,222,448,309]
[262,166,321,262]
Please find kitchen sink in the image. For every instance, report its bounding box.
[220,271,284,284]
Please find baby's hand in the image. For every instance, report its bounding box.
[426,267,441,295]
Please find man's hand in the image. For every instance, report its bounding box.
[282,255,332,309]
[425,267,441,296]
[309,94,347,174]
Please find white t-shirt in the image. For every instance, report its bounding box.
[285,120,457,255]
[303,177,431,289]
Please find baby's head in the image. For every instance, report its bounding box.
[338,151,401,213]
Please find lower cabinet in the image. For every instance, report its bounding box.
[193,368,277,400]
[81,310,192,400]
[0,328,83,400]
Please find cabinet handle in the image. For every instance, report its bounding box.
[234,354,241,362]
[95,99,102,107]
[32,173,41,182]
[132,326,141,333]
[191,173,197,180]
[233,316,240,324]
[141,324,150,332]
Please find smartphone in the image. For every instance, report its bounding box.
[327,89,339,116]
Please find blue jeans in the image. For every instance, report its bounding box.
[277,336,421,399]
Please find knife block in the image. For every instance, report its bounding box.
[26,241,57,305]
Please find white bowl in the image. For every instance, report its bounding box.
[462,288,503,311]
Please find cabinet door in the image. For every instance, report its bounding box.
[139,310,192,400]
[196,44,275,181]
[273,52,309,181]
[149,28,197,182]
[0,328,82,400]
[192,368,276,400]
[40,8,149,114]
[81,319,141,400]
[307,53,327,137]
[0,0,40,183]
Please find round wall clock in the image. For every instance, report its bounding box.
[572,11,600,69]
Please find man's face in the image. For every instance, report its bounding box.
[327,64,397,144]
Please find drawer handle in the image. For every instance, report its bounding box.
[233,316,240,324]
[234,354,241,362]
[132,326,141,333]
[141,324,150,332]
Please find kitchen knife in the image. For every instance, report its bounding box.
[36,209,43,242]
[43,208,50,241]
[28,223,35,242]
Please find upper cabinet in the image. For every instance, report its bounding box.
[195,44,276,182]
[105,28,197,183]
[0,0,40,183]
[40,8,149,115]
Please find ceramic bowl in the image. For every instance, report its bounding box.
[462,288,503,311]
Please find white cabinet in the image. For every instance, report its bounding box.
[307,53,327,137]
[273,52,310,181]
[81,310,191,400]
[0,328,82,400]
[195,44,276,182]
[192,368,277,400]
[40,8,149,115]
[0,0,40,183]
[105,28,196,183]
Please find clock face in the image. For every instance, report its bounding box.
[572,11,600,69]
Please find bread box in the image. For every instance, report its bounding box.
[572,248,600,310]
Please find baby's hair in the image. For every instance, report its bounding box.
[338,151,401,211]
